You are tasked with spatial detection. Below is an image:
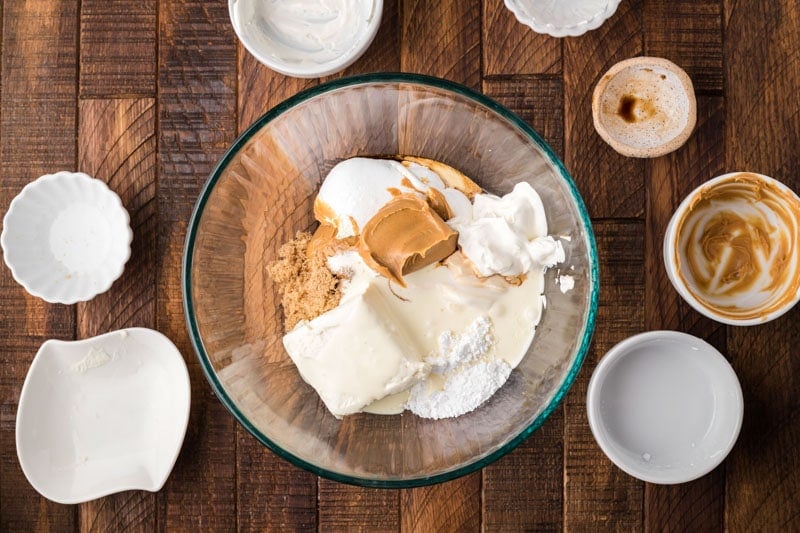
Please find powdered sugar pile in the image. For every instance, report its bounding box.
[406,316,513,419]
[427,316,493,373]
[406,361,512,420]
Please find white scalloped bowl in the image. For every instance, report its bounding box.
[1,171,132,304]
[504,0,621,37]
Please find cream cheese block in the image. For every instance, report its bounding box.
[282,283,427,417]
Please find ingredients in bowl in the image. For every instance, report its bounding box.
[268,156,568,419]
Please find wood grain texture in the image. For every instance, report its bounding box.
[564,221,645,532]
[2,0,800,530]
[80,0,157,97]
[158,0,238,529]
[327,0,400,78]
[643,98,726,532]
[318,481,399,532]
[76,98,159,532]
[158,0,238,225]
[483,77,564,157]
[564,0,644,219]
[0,1,78,530]
[1,404,76,532]
[77,99,157,334]
[400,474,480,532]
[483,0,561,75]
[159,221,238,532]
[644,0,723,94]
[401,0,481,89]
[643,100,725,340]
[236,432,316,532]
[482,414,563,532]
[238,52,318,131]
[724,1,800,530]
[481,76,564,532]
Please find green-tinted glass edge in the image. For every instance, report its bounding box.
[182,72,600,488]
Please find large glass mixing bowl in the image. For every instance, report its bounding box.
[183,73,599,487]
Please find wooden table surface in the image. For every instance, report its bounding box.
[2,0,799,531]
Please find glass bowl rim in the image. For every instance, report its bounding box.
[182,72,600,488]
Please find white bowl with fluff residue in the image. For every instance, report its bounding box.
[229,0,383,78]
[16,328,191,504]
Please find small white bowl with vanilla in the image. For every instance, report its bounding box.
[593,57,696,158]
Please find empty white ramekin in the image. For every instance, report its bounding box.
[587,331,743,485]
[1,171,132,304]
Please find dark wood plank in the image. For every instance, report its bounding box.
[563,0,644,219]
[400,474,480,532]
[235,38,320,533]
[481,76,564,531]
[0,1,78,530]
[482,413,563,532]
[80,0,157,97]
[483,77,564,157]
[643,97,726,532]
[75,98,158,533]
[318,482,399,532]
[724,1,800,530]
[236,436,316,532]
[327,0,400,79]
[644,0,723,95]
[158,0,238,529]
[238,52,318,130]
[401,0,481,89]
[77,99,157,333]
[483,0,561,75]
[563,220,645,531]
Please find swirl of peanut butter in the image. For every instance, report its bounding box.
[358,193,458,286]
[674,173,800,320]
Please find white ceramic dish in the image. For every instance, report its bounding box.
[504,0,621,38]
[592,57,696,158]
[229,0,383,78]
[16,328,191,504]
[664,172,800,325]
[1,171,132,304]
[587,331,743,485]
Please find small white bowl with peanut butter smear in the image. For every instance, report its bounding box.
[664,172,800,325]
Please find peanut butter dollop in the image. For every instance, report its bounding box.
[359,194,458,286]
[674,173,800,320]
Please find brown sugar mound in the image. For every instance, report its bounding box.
[267,231,343,331]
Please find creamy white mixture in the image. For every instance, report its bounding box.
[280,158,568,419]
[231,0,377,66]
